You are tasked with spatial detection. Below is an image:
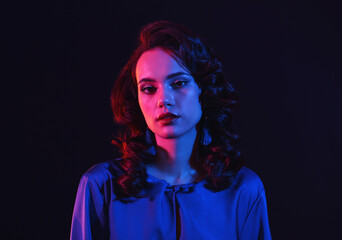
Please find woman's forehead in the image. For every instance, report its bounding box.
[135,48,189,82]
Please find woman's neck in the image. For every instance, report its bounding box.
[148,127,199,185]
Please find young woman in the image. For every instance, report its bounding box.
[70,21,271,240]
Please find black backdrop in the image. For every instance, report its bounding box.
[3,0,341,239]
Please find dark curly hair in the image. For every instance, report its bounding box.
[111,21,244,198]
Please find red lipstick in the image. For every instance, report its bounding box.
[157,112,179,124]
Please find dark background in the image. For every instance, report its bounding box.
[3,0,341,239]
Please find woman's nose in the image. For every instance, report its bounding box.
[157,88,175,108]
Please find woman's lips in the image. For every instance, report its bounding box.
[157,112,179,124]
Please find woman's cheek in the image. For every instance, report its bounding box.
[139,97,153,124]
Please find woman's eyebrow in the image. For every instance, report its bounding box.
[166,72,190,80]
[138,72,190,85]
[138,78,155,85]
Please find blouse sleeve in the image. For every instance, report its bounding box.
[70,173,109,240]
[239,190,272,240]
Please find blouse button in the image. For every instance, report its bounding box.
[172,186,180,192]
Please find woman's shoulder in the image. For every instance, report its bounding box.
[80,159,123,187]
[232,167,265,198]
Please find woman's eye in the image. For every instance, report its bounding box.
[141,86,157,94]
[171,80,187,88]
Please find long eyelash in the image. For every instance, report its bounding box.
[171,80,188,88]
[140,86,157,94]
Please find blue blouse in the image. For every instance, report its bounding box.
[70,160,271,240]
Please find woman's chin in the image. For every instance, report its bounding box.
[152,128,180,140]
[153,126,196,140]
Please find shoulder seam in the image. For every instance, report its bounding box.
[239,188,265,237]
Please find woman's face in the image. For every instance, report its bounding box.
[136,47,202,139]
